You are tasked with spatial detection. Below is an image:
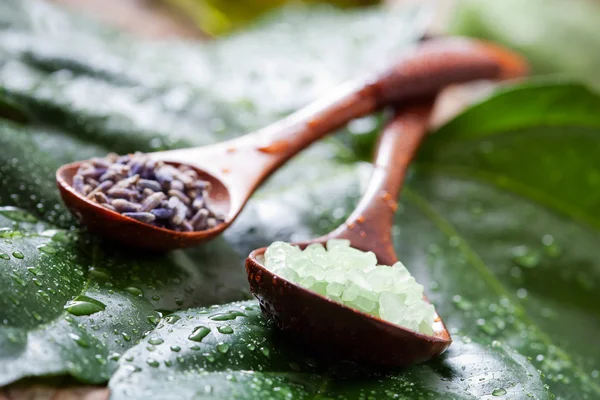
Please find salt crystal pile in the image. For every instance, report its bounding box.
[264,239,436,335]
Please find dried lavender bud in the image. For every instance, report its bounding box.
[123,212,156,223]
[175,172,193,186]
[155,165,178,185]
[190,209,209,229]
[94,192,109,204]
[168,189,190,205]
[109,163,129,174]
[192,196,205,211]
[141,192,166,212]
[73,174,85,194]
[142,188,155,198]
[117,155,131,164]
[107,187,137,199]
[167,196,180,209]
[87,180,114,198]
[90,158,111,169]
[99,170,117,182]
[112,199,142,213]
[87,178,100,188]
[191,180,211,191]
[115,174,139,188]
[170,180,184,191]
[138,179,161,192]
[80,166,107,179]
[150,208,174,219]
[171,202,187,226]
[180,220,194,232]
[101,203,116,211]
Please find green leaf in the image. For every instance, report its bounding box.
[448,0,600,89]
[0,206,250,385]
[109,302,550,400]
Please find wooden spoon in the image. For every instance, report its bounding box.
[56,38,527,250]
[246,101,445,367]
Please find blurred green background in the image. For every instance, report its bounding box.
[166,0,381,35]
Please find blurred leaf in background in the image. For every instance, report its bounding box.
[449,0,600,89]
[164,0,381,36]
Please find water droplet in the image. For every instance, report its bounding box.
[89,267,110,280]
[151,295,160,301]
[147,358,159,368]
[218,325,234,334]
[247,343,256,351]
[541,235,561,258]
[165,315,181,324]
[37,244,58,254]
[170,345,181,352]
[209,311,246,321]
[10,272,25,286]
[148,338,164,345]
[260,347,270,357]
[492,388,507,396]
[452,295,472,311]
[69,333,89,348]
[449,236,461,247]
[50,230,69,243]
[125,286,143,296]
[217,343,230,354]
[0,253,9,260]
[64,295,106,316]
[511,246,541,268]
[190,345,201,351]
[164,360,172,367]
[122,332,132,341]
[11,251,24,259]
[108,352,121,361]
[188,326,211,342]
[26,266,40,275]
[95,354,106,365]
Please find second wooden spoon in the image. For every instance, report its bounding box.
[246,101,448,367]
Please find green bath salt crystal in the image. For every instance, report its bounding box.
[264,240,436,336]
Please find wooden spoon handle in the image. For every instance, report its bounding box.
[253,37,526,160]
[157,38,526,215]
[326,101,434,266]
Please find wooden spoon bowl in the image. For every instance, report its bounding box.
[246,103,449,367]
[57,161,230,249]
[57,38,527,250]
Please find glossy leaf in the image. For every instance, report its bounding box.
[448,0,600,89]
[109,302,550,400]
